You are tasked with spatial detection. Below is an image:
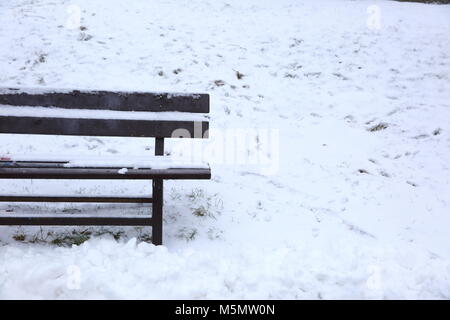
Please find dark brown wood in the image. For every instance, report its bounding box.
[0,88,209,113]
[152,179,163,245]
[152,137,164,245]
[0,160,198,170]
[0,216,153,226]
[0,161,68,168]
[155,137,164,156]
[0,116,209,138]
[0,167,211,180]
[0,196,152,203]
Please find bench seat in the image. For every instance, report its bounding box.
[0,161,211,180]
[0,157,211,179]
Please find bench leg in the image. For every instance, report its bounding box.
[152,179,163,245]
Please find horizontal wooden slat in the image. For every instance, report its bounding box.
[0,160,208,170]
[0,88,209,113]
[0,161,68,168]
[0,116,209,138]
[0,216,153,226]
[0,196,152,203]
[0,167,211,180]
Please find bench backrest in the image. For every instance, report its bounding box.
[0,88,209,138]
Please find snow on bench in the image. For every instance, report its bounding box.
[1,154,209,170]
[0,105,209,122]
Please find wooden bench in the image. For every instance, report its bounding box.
[0,87,211,245]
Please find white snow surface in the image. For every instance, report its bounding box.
[0,105,210,121]
[1,154,209,169]
[0,86,204,98]
[0,0,449,299]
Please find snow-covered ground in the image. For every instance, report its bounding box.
[0,0,449,299]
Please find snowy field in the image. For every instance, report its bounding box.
[0,0,449,299]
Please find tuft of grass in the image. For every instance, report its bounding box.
[78,32,93,41]
[207,227,223,240]
[379,170,390,178]
[368,123,389,132]
[412,134,429,139]
[93,229,123,240]
[51,230,92,246]
[9,226,144,247]
[34,52,47,64]
[138,233,153,243]
[187,188,206,201]
[13,233,26,242]
[187,188,223,219]
[214,80,226,87]
[170,188,183,201]
[177,227,197,241]
[37,77,46,85]
[235,70,245,80]
[192,206,208,217]
[407,181,418,187]
[433,128,442,136]
[284,73,297,78]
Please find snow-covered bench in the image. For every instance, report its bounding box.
[0,87,211,245]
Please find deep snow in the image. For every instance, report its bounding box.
[0,0,449,299]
